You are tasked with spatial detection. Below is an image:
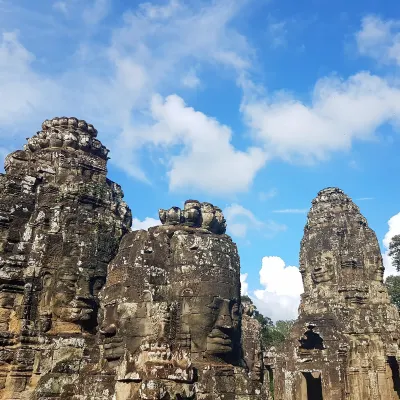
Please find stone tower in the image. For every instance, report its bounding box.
[74,200,269,400]
[274,187,400,400]
[0,117,131,398]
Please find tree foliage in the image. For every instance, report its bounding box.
[241,296,293,349]
[385,275,400,310]
[389,234,400,272]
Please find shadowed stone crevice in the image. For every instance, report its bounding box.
[388,356,400,398]
[299,326,325,351]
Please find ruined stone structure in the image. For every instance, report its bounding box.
[274,188,400,400]
[5,120,398,400]
[0,118,132,399]
[0,120,268,399]
[75,200,268,399]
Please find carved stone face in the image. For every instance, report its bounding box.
[183,200,201,227]
[52,267,106,325]
[101,292,172,362]
[183,293,240,356]
[311,252,335,284]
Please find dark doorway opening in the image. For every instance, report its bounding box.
[302,372,323,400]
[266,366,274,398]
[388,356,400,398]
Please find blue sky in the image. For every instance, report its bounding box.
[1,0,400,321]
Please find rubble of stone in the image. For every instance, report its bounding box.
[274,187,400,400]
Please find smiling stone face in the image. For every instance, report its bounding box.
[95,201,245,399]
[311,252,336,284]
[169,230,241,361]
[52,267,106,325]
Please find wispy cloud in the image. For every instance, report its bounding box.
[356,197,374,201]
[224,203,286,238]
[259,188,278,201]
[53,1,68,15]
[273,208,308,214]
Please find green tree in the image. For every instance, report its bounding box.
[241,296,293,349]
[385,275,400,310]
[275,320,294,338]
[389,235,400,272]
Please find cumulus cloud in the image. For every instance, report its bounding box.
[242,72,400,163]
[0,0,265,196]
[383,213,400,278]
[356,15,400,66]
[224,203,286,238]
[131,217,161,231]
[240,273,249,295]
[253,256,303,321]
[148,95,267,194]
[4,6,400,198]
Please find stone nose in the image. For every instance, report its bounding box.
[214,301,233,330]
[75,279,95,301]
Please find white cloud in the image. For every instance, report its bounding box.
[356,197,374,201]
[273,208,307,214]
[356,15,400,66]
[383,212,400,278]
[253,256,303,321]
[240,273,249,295]
[181,68,201,88]
[259,188,278,201]
[224,203,286,238]
[83,0,110,25]
[131,217,161,231]
[0,31,63,129]
[5,7,400,198]
[268,20,287,48]
[146,95,267,194]
[242,72,400,163]
[138,0,181,20]
[0,1,265,196]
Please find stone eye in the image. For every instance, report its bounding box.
[207,297,221,310]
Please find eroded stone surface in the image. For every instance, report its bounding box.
[0,123,268,400]
[274,187,400,400]
[76,207,269,399]
[0,118,131,399]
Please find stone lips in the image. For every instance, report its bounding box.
[24,117,109,159]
